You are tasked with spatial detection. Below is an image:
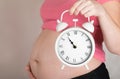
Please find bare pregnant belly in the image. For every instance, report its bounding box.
[29,29,102,79]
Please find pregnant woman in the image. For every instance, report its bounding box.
[26,0,120,79]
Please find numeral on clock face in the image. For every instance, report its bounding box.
[65,56,69,60]
[60,51,64,56]
[74,30,77,35]
[86,38,90,41]
[81,57,84,61]
[59,45,63,48]
[87,45,92,49]
[85,52,89,56]
[73,59,76,63]
[67,32,70,36]
[61,37,65,41]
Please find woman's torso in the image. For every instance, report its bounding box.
[30,30,102,79]
[29,0,105,79]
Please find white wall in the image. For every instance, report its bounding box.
[0,0,120,79]
[0,0,43,79]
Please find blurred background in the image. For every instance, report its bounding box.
[0,0,120,79]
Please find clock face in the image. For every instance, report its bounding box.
[55,27,95,67]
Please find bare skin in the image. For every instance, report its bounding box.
[26,0,120,79]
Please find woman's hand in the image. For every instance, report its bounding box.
[25,63,36,79]
[70,0,120,54]
[69,0,106,17]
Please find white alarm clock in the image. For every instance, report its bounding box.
[55,10,95,70]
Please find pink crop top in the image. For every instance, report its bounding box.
[40,0,117,62]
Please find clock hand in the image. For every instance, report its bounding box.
[68,37,77,49]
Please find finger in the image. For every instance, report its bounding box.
[81,5,94,15]
[25,64,36,79]
[25,64,30,70]
[74,0,91,15]
[25,63,31,71]
[74,1,88,15]
[69,0,83,15]
[28,70,36,79]
[84,10,95,17]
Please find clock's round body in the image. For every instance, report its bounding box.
[55,27,95,68]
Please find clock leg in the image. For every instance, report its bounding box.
[61,65,65,70]
[85,64,89,70]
